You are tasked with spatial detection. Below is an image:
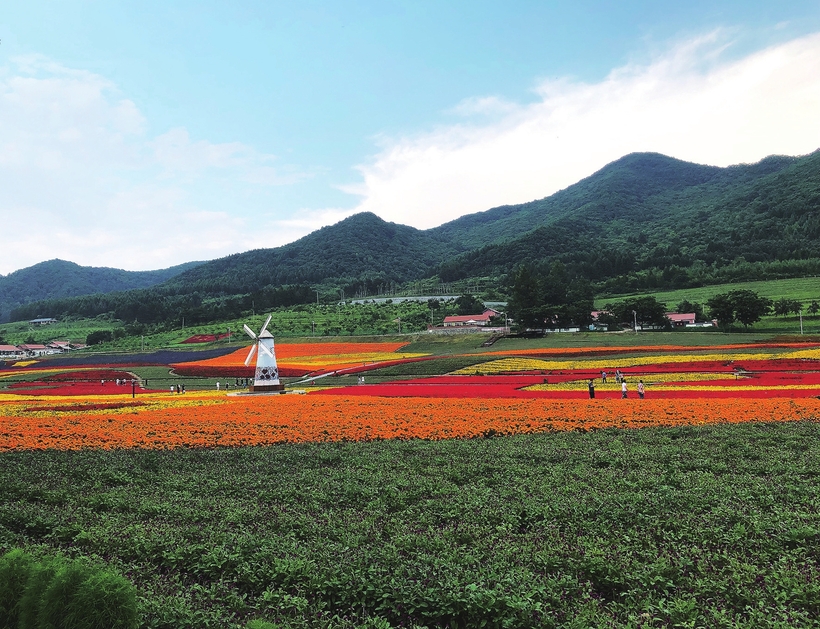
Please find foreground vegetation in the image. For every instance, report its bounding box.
[2,422,819,628]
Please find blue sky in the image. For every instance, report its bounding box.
[2,1,820,274]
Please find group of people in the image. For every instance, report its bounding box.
[588,372,645,399]
[170,384,186,394]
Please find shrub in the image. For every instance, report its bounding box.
[0,550,35,627]
[0,551,138,629]
[17,557,63,629]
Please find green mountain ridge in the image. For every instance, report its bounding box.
[0,259,203,323]
[7,149,820,325]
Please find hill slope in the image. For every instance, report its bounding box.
[0,259,202,322]
[435,150,820,290]
[162,212,459,295]
[8,149,820,324]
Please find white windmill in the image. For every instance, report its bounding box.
[243,315,284,392]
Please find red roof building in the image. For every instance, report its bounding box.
[666,312,697,326]
[442,308,500,327]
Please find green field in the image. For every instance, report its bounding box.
[601,276,820,311]
[3,276,820,355]
[2,422,820,628]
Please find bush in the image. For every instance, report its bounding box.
[0,551,138,629]
[0,550,35,627]
[17,557,62,629]
[86,330,114,346]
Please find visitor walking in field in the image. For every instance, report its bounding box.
[621,380,628,399]
[638,380,645,399]
[588,379,595,399]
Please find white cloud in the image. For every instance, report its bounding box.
[348,30,820,229]
[0,56,306,275]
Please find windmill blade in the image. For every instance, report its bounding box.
[259,343,275,360]
[260,314,272,336]
[243,324,257,340]
[244,344,257,366]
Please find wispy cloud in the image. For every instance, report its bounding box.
[0,56,307,274]
[346,31,820,229]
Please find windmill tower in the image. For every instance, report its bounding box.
[243,315,285,392]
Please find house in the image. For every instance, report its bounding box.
[442,308,501,327]
[0,345,25,359]
[29,318,58,326]
[18,344,54,357]
[48,341,72,353]
[666,312,697,327]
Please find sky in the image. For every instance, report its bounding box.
[2,1,820,275]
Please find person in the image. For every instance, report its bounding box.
[588,379,595,399]
[637,379,645,399]
[170,385,175,394]
[176,384,181,394]
[181,384,185,394]
[601,371,607,383]
[621,380,628,399]
[216,381,220,391]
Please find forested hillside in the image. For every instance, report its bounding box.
[160,212,460,297]
[9,149,820,326]
[0,259,202,322]
[437,151,820,292]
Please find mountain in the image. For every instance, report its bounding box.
[8,149,820,324]
[160,212,460,295]
[434,151,820,290]
[0,259,203,322]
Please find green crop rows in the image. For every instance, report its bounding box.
[2,423,820,628]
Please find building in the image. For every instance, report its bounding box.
[0,345,25,359]
[18,344,55,357]
[442,308,501,327]
[666,312,696,327]
[29,318,58,326]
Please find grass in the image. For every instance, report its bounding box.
[600,276,820,307]
[2,422,819,628]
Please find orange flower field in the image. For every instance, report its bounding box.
[1,339,819,450]
[171,341,427,376]
[0,391,818,450]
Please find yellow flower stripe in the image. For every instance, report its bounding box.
[527,372,739,391]
[2,391,227,418]
[453,349,820,375]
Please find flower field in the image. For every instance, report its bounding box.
[4,337,820,628]
[0,339,819,449]
[170,341,426,377]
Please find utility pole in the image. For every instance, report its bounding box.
[632,310,638,333]
[800,309,804,335]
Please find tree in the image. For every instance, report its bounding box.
[708,290,772,329]
[455,294,485,316]
[507,266,544,330]
[86,330,114,345]
[605,296,668,329]
[730,290,772,328]
[508,263,594,332]
[808,300,820,316]
[676,300,705,322]
[707,293,735,328]
[773,298,801,317]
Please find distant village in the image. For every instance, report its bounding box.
[0,308,717,361]
[438,308,715,333]
[0,318,87,360]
